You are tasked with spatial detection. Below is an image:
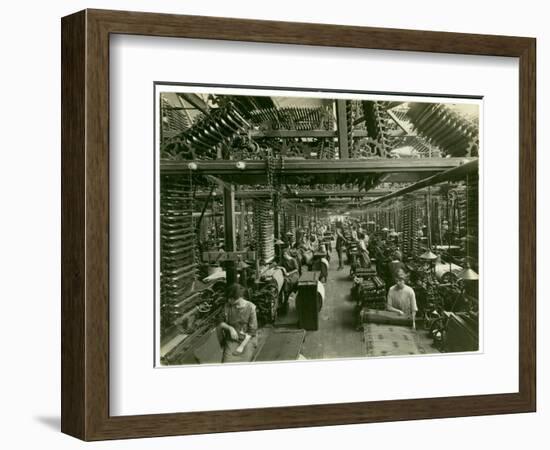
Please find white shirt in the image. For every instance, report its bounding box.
[387,285,418,318]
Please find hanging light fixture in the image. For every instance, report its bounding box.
[236,259,250,271]
[419,250,438,261]
[458,261,479,281]
[420,250,438,276]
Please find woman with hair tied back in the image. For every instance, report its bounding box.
[217,283,258,363]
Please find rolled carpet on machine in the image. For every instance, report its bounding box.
[359,308,414,326]
[319,257,329,282]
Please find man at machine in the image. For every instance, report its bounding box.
[280,249,301,312]
[386,269,418,329]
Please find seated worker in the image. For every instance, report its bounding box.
[393,247,403,262]
[387,251,406,281]
[387,269,418,329]
[217,283,258,363]
[357,232,371,268]
[295,229,304,247]
[280,250,300,312]
[350,225,358,242]
[288,248,303,276]
[299,234,311,251]
[309,234,319,252]
[282,248,299,274]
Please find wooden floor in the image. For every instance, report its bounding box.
[299,251,365,360]
[274,249,440,361]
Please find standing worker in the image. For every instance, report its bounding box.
[357,232,371,268]
[386,269,418,329]
[387,251,406,286]
[335,227,348,270]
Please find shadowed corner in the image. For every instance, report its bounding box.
[34,416,60,431]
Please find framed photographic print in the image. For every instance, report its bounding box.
[61,9,536,441]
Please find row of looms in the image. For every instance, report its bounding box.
[159,91,480,364]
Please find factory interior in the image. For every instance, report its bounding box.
[159,91,480,365]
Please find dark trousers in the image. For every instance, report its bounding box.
[336,247,344,267]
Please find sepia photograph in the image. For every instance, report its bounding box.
[156,86,481,366]
[55,6,536,442]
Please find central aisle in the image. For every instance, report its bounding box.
[300,251,366,360]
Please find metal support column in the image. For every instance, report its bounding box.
[224,184,237,284]
[314,208,318,229]
[273,194,280,240]
[336,99,350,159]
[239,199,246,251]
[426,187,432,249]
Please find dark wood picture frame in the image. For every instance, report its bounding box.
[61,9,536,441]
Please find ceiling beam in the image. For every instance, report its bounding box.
[164,129,370,140]
[364,158,479,206]
[194,189,391,199]
[250,129,336,138]
[161,157,473,187]
[162,157,470,176]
